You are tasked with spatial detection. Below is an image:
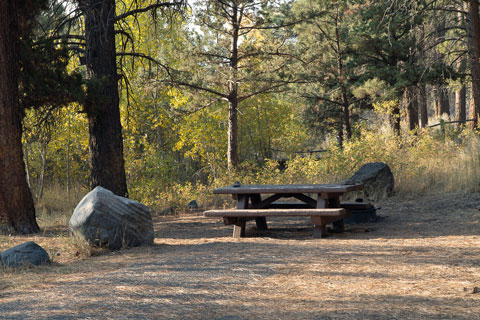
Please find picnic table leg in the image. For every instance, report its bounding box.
[310,216,326,238]
[313,193,346,237]
[232,195,250,237]
[312,195,327,237]
[250,194,268,231]
[325,195,345,233]
[233,218,247,238]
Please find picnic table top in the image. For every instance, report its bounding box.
[213,183,363,195]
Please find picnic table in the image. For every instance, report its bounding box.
[204,183,366,238]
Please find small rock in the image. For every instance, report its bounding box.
[0,241,50,268]
[187,200,198,209]
[463,287,479,294]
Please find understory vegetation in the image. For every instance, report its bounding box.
[33,122,480,215]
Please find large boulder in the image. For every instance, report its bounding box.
[0,241,50,268]
[345,162,394,200]
[69,186,154,250]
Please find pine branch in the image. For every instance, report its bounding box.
[114,1,185,21]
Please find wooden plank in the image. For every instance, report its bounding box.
[249,194,284,209]
[213,183,363,195]
[204,208,346,217]
[268,202,313,209]
[292,193,317,207]
[340,202,373,210]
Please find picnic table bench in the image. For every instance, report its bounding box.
[204,183,366,238]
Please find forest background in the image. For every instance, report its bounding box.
[7,0,480,230]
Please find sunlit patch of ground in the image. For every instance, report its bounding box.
[1,193,479,319]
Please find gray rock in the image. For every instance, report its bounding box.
[0,241,50,268]
[69,186,154,250]
[345,162,394,200]
[187,200,198,209]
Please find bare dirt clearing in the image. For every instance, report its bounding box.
[1,193,480,319]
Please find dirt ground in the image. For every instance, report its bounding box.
[1,193,480,319]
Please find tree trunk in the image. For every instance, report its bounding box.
[227,3,240,169]
[24,144,32,190]
[455,84,467,129]
[336,122,344,149]
[418,84,428,128]
[404,87,419,132]
[391,105,401,136]
[66,115,71,200]
[335,8,351,143]
[466,0,480,129]
[440,88,450,116]
[227,98,239,168]
[0,1,39,233]
[36,143,47,201]
[81,0,128,196]
[434,86,450,117]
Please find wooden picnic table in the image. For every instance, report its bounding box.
[205,183,365,238]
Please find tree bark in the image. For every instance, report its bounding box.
[418,84,428,128]
[466,0,480,129]
[0,1,39,233]
[335,7,351,144]
[433,86,450,117]
[227,98,239,168]
[336,122,344,149]
[80,0,128,196]
[455,84,467,129]
[36,143,47,201]
[227,2,240,169]
[404,87,419,132]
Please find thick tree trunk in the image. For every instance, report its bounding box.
[466,0,480,129]
[455,85,467,129]
[418,84,428,128]
[433,86,450,117]
[0,2,39,233]
[81,0,128,196]
[404,87,419,132]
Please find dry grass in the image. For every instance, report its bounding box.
[0,192,479,319]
